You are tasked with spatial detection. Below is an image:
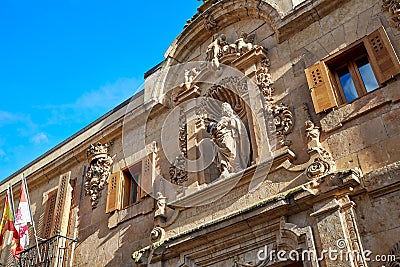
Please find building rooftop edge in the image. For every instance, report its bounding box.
[1,89,145,186]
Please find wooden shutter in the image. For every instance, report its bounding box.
[106,171,122,213]
[305,62,338,113]
[141,154,154,198]
[42,190,57,238]
[365,27,400,85]
[52,172,71,236]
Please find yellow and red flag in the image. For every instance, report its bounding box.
[0,189,22,259]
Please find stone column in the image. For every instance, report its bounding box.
[311,195,368,267]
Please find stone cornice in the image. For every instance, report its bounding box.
[360,161,400,197]
[168,147,295,208]
[133,169,361,264]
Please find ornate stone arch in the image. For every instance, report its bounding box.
[165,0,284,64]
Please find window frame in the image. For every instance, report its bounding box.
[325,41,380,105]
[305,26,400,113]
[121,162,143,209]
[106,153,154,213]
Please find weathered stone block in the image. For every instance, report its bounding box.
[358,144,389,174]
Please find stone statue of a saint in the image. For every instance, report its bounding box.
[207,102,249,177]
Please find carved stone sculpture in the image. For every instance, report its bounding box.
[204,13,218,32]
[155,192,167,218]
[256,58,274,102]
[205,32,260,71]
[169,108,188,185]
[222,32,258,56]
[269,103,294,147]
[282,116,335,180]
[84,142,114,209]
[181,67,201,90]
[207,103,249,177]
[206,33,227,70]
[235,32,256,54]
[383,0,400,30]
[304,120,335,179]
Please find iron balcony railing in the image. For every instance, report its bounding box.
[18,231,77,267]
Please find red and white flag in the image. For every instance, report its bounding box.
[15,183,32,252]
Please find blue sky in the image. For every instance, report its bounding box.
[0,0,201,180]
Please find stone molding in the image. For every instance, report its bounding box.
[132,169,361,265]
[168,148,295,208]
[361,161,400,197]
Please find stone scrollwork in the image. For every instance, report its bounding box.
[281,117,335,180]
[270,103,294,147]
[306,158,331,179]
[208,76,248,96]
[255,56,294,147]
[84,142,114,209]
[256,58,274,103]
[383,0,400,30]
[305,120,333,163]
[204,13,218,32]
[304,120,335,179]
[387,241,400,267]
[169,108,188,185]
[150,226,165,243]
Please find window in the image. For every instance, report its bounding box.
[305,27,400,113]
[121,163,143,208]
[329,44,379,103]
[106,154,154,213]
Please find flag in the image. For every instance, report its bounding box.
[15,182,32,254]
[0,189,22,259]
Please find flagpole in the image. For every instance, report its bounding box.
[6,185,18,267]
[21,174,42,263]
[8,185,15,220]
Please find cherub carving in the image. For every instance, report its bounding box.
[181,67,201,90]
[206,33,227,70]
[235,32,256,54]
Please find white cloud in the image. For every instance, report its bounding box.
[75,77,142,110]
[0,111,26,126]
[0,149,5,158]
[35,77,142,125]
[31,132,49,145]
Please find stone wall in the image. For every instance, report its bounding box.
[0,0,399,266]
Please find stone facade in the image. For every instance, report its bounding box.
[1,0,400,266]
